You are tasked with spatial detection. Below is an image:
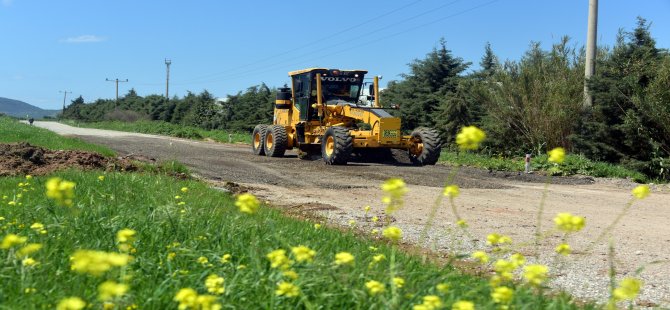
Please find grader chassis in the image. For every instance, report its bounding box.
[252,68,441,165]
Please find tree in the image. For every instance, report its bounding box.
[384,38,470,132]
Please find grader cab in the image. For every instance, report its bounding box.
[252,68,441,165]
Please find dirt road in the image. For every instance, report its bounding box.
[34,121,670,307]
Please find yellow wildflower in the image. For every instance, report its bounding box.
[437,283,449,294]
[452,300,475,310]
[220,254,232,264]
[235,193,260,214]
[205,274,225,295]
[174,288,198,309]
[613,277,642,301]
[45,177,76,207]
[491,286,514,304]
[181,187,189,193]
[364,205,371,213]
[494,259,515,276]
[197,256,209,265]
[98,281,128,301]
[548,147,565,164]
[282,269,299,280]
[30,222,44,232]
[510,253,525,268]
[291,245,316,263]
[24,287,37,294]
[456,219,468,228]
[98,175,105,181]
[393,277,405,288]
[382,178,407,197]
[383,226,403,242]
[371,254,386,264]
[22,257,38,267]
[471,251,489,264]
[266,249,292,270]
[632,185,650,199]
[8,201,16,206]
[523,264,549,286]
[195,295,221,310]
[116,228,136,244]
[26,175,33,180]
[414,295,443,310]
[555,243,571,256]
[167,252,176,261]
[348,219,356,226]
[365,280,385,295]
[443,185,460,198]
[487,233,512,246]
[174,195,182,200]
[334,252,355,266]
[554,213,585,232]
[456,126,486,150]
[57,297,86,310]
[371,228,379,235]
[372,216,379,222]
[1,234,27,249]
[275,281,300,297]
[70,250,132,276]
[18,243,42,257]
[314,223,322,229]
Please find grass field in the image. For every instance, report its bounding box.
[0,116,115,156]
[0,171,590,309]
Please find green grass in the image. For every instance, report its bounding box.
[62,120,251,144]
[0,116,115,157]
[0,171,591,309]
[439,150,648,183]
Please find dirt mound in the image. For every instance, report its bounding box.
[0,142,136,176]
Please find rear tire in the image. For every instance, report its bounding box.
[252,125,267,156]
[408,127,441,165]
[321,127,353,165]
[264,125,288,157]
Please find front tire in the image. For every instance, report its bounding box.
[321,127,353,165]
[252,125,267,155]
[264,125,288,157]
[408,127,441,165]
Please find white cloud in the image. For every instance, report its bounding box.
[2,0,13,6]
[60,35,106,43]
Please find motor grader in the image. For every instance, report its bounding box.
[251,68,441,165]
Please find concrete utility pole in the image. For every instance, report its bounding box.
[584,0,598,107]
[165,59,172,100]
[106,78,129,109]
[59,90,72,114]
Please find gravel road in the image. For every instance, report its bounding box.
[34,121,670,308]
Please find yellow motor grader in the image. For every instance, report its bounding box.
[252,68,441,165]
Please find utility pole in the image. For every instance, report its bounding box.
[165,59,172,100]
[105,78,129,109]
[584,0,598,107]
[59,90,72,115]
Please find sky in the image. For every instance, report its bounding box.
[1,0,669,110]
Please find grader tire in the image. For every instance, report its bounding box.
[264,125,288,158]
[252,125,267,156]
[408,127,441,165]
[321,127,353,165]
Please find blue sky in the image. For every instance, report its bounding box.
[1,0,668,110]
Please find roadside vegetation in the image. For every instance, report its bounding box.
[61,120,250,144]
[57,18,669,181]
[0,116,114,156]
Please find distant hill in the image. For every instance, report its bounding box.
[0,97,60,119]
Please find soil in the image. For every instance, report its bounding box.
[26,121,670,307]
[0,142,137,176]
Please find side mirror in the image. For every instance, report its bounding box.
[368,84,374,97]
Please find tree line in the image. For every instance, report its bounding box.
[62,18,669,180]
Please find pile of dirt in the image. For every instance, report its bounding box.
[0,142,136,176]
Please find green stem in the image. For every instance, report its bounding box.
[588,199,634,253]
[534,174,553,254]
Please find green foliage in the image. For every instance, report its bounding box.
[0,116,115,156]
[383,38,471,133]
[573,17,670,180]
